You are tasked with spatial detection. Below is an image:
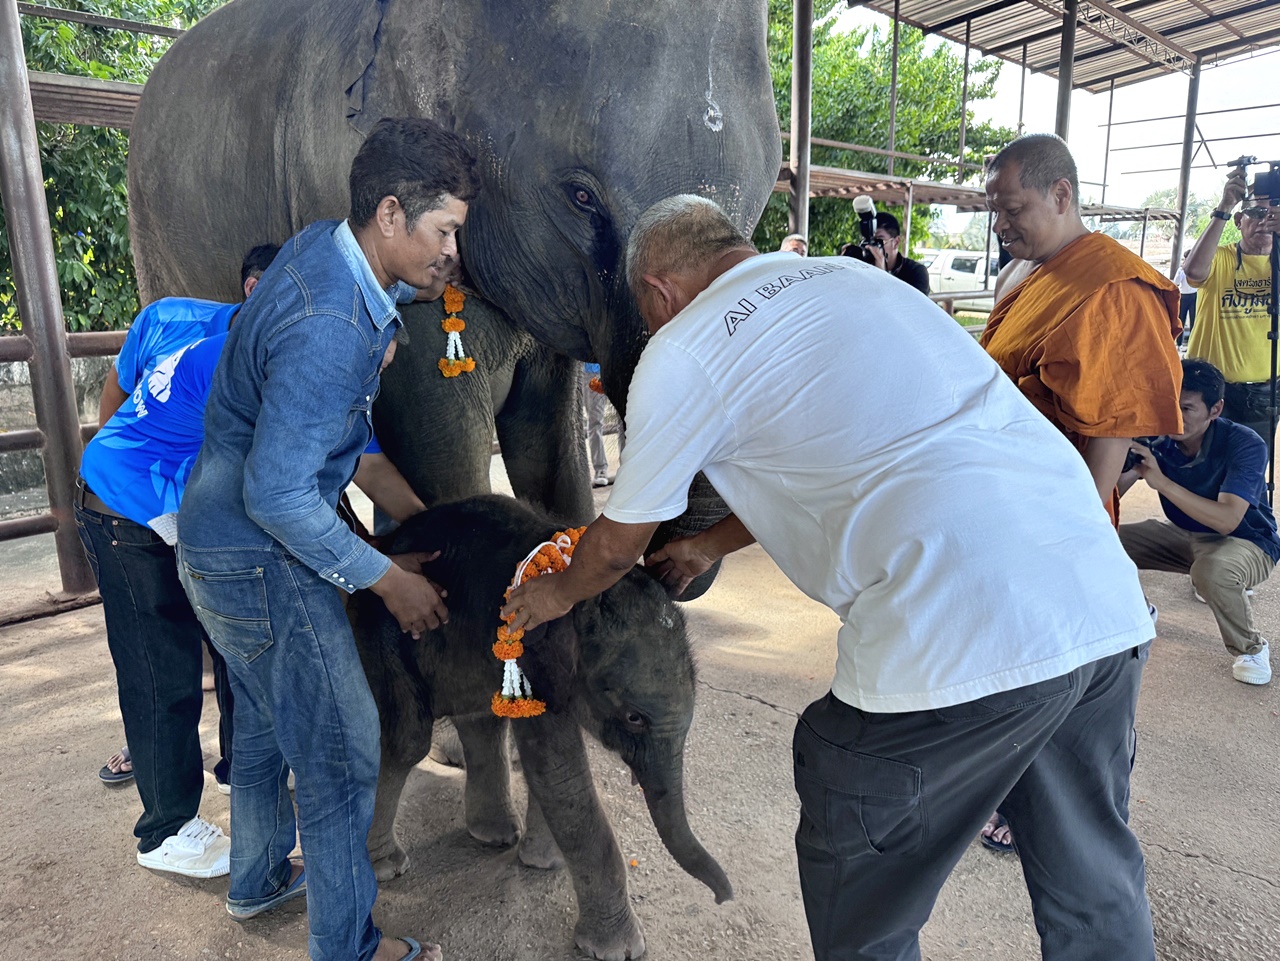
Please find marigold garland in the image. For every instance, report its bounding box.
[492,526,586,718]
[439,284,475,378]
[588,376,605,395]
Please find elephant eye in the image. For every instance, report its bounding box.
[623,710,648,731]
[570,185,599,213]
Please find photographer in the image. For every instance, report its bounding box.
[1184,164,1280,458]
[866,212,930,295]
[1119,359,1277,686]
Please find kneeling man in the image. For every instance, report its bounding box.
[1121,359,1277,685]
[505,196,1160,961]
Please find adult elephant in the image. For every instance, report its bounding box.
[127,0,782,571]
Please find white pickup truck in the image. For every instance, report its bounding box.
[914,248,1001,314]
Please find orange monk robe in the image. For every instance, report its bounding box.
[980,231,1183,526]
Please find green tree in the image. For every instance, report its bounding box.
[757,1,1016,256]
[1,1,223,333]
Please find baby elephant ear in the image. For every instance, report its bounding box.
[519,616,578,713]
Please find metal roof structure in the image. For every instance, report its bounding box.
[773,164,1179,222]
[849,0,1279,93]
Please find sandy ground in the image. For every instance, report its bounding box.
[2,443,1278,961]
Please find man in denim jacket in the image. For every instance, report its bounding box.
[178,118,479,961]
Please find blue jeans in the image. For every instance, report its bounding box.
[177,544,383,961]
[74,505,234,851]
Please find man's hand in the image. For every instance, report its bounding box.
[501,571,574,634]
[388,550,440,575]
[370,563,449,639]
[646,536,719,598]
[868,243,887,271]
[1220,168,1248,213]
[1128,441,1166,490]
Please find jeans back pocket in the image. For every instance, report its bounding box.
[181,561,274,663]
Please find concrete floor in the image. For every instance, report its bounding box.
[1,448,1277,961]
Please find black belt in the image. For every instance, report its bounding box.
[74,477,128,519]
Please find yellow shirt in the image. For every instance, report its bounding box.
[1186,243,1274,383]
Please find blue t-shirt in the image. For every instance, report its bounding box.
[1149,417,1280,563]
[82,333,227,530]
[115,297,238,392]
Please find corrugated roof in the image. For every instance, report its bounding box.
[849,0,1280,93]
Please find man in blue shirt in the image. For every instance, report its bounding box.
[1120,358,1279,685]
[97,244,279,427]
[93,245,277,790]
[177,118,478,961]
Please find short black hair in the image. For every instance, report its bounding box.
[875,212,901,237]
[240,244,280,286]
[1182,357,1225,409]
[349,117,481,230]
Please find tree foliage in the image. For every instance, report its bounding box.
[755,1,1015,256]
[1099,186,1240,248]
[0,1,222,333]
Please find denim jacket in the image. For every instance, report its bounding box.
[178,220,401,591]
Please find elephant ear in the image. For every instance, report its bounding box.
[344,0,402,136]
[518,617,578,714]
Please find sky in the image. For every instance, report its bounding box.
[832,5,1280,232]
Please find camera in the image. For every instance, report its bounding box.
[839,195,886,265]
[1229,156,1280,204]
[1122,438,1158,474]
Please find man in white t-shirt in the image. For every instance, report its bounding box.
[504,195,1157,961]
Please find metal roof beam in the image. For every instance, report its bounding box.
[17,2,184,39]
[931,0,1024,33]
[1022,0,1188,76]
[1070,0,1277,67]
[986,0,1166,56]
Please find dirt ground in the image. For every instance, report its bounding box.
[2,452,1278,961]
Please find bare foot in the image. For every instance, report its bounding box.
[373,937,442,961]
[104,750,132,775]
[980,812,1014,851]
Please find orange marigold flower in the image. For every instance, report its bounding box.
[442,316,466,333]
[495,623,524,643]
[461,357,476,372]
[589,377,605,394]
[491,693,547,718]
[492,639,524,660]
[442,285,465,314]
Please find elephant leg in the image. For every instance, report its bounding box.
[512,714,645,961]
[368,750,416,882]
[427,717,465,768]
[452,713,521,848]
[517,790,565,870]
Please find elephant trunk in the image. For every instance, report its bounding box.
[639,757,734,904]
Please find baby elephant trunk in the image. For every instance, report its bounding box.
[640,756,734,904]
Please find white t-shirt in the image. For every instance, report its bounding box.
[605,252,1155,712]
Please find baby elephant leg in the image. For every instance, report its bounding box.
[453,713,521,848]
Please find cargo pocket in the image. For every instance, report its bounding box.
[182,562,274,663]
[792,719,923,858]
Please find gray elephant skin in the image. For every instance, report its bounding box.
[127,0,782,567]
[349,495,730,960]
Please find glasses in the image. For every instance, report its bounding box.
[1241,206,1270,219]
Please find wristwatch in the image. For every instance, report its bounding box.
[1211,209,1231,221]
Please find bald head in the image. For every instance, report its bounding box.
[626,195,756,306]
[986,133,1080,213]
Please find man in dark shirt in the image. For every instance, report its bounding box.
[1120,358,1278,685]
[870,212,930,295]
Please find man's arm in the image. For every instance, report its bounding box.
[501,516,659,632]
[646,513,755,597]
[1185,169,1246,284]
[353,452,425,523]
[98,364,130,426]
[1129,443,1249,535]
[1081,436,1132,506]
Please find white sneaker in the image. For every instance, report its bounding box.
[137,815,231,878]
[1232,641,1272,686]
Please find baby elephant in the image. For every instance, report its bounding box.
[348,494,731,961]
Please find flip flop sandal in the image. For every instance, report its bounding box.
[99,746,134,785]
[980,813,1016,854]
[398,937,429,961]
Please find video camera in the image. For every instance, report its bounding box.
[1229,156,1280,203]
[840,195,884,265]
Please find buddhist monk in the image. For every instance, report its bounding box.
[982,133,1183,527]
